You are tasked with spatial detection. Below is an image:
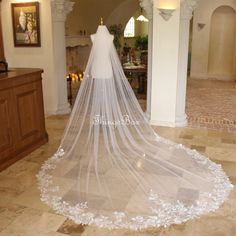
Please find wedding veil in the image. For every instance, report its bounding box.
[37,25,233,230]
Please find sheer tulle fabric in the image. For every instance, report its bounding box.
[37,27,233,230]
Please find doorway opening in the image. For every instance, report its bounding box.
[187,5,236,132]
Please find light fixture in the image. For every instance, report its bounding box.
[136,8,149,22]
[157,8,175,21]
[197,23,206,31]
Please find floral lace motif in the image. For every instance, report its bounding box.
[37,136,233,230]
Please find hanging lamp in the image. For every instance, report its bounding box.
[136,8,149,22]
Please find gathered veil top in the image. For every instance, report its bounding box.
[90,26,114,79]
[37,25,233,230]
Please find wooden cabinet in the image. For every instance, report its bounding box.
[0,2,47,170]
[0,89,14,154]
[0,68,48,171]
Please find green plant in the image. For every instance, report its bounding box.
[108,24,123,49]
[135,35,148,51]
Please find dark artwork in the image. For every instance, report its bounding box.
[11,2,41,47]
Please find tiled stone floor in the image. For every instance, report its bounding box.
[70,78,236,132]
[186,79,236,132]
[0,115,236,236]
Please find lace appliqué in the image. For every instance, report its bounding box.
[37,141,233,230]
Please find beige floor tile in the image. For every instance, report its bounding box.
[0,187,22,207]
[37,232,68,236]
[0,115,236,235]
[230,177,236,186]
[206,147,236,162]
[0,160,39,178]
[217,142,236,150]
[12,186,51,212]
[57,219,85,235]
[24,145,57,165]
[0,209,66,236]
[47,232,69,236]
[218,161,236,178]
[0,175,26,194]
[0,204,26,232]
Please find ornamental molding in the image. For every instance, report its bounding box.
[150,0,199,20]
[51,0,75,22]
[180,0,199,20]
[139,0,153,20]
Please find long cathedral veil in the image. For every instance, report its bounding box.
[37,26,233,230]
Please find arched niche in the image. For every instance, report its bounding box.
[208,6,236,80]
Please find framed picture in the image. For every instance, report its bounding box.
[11,2,41,47]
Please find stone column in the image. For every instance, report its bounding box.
[149,0,181,127]
[139,0,153,120]
[51,0,74,114]
[175,0,198,126]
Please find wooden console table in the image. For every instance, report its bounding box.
[0,68,48,171]
[123,66,147,94]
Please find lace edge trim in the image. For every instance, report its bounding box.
[36,136,234,230]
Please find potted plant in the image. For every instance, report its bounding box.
[135,35,148,51]
[108,24,123,50]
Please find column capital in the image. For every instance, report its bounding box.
[139,0,153,20]
[51,0,74,22]
[180,0,199,20]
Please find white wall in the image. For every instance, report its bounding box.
[2,0,59,114]
[150,1,182,126]
[191,0,236,80]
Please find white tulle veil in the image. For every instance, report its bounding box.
[37,25,233,230]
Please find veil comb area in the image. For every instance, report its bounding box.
[100,17,104,25]
[37,24,233,230]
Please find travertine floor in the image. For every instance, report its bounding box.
[0,115,235,236]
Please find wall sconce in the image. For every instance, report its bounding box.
[197,23,206,31]
[157,8,175,21]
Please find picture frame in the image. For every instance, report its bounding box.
[11,2,41,47]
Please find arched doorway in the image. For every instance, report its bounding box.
[122,12,149,112]
[106,0,150,112]
[187,4,236,132]
[208,6,236,80]
[106,0,152,115]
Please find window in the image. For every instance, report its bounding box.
[124,17,135,38]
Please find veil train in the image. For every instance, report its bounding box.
[37,25,233,230]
